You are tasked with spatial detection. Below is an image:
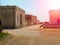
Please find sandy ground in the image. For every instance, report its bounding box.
[0,25,60,45]
[3,25,40,37]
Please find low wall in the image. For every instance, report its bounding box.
[44,24,60,28]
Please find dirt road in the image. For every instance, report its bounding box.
[3,25,40,37]
[1,25,60,45]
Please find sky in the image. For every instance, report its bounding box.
[0,0,60,22]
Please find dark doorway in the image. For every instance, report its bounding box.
[20,14,22,25]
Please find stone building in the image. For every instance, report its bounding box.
[0,6,25,28]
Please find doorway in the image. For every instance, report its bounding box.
[20,14,22,27]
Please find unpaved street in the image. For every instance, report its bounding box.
[1,25,60,45]
[3,25,40,37]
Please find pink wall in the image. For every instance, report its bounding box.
[49,10,60,24]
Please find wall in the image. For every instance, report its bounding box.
[15,6,25,28]
[0,6,15,28]
[49,10,60,24]
[0,6,25,28]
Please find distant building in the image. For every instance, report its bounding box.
[25,14,35,26]
[25,14,40,26]
[43,10,60,28]
[49,10,60,24]
[0,6,25,28]
[34,16,40,24]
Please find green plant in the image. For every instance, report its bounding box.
[0,32,9,39]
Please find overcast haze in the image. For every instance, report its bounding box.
[0,0,60,22]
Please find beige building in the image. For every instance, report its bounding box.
[0,6,25,28]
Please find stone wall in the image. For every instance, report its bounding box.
[0,6,25,28]
[0,6,15,28]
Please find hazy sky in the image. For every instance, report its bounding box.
[0,0,60,22]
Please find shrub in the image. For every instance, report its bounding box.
[0,32,9,40]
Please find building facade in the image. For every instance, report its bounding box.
[49,10,60,24]
[25,15,34,26]
[25,14,40,26]
[43,10,60,28]
[34,16,40,25]
[0,6,25,28]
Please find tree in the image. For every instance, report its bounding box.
[0,17,3,33]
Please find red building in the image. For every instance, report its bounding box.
[25,14,40,26]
